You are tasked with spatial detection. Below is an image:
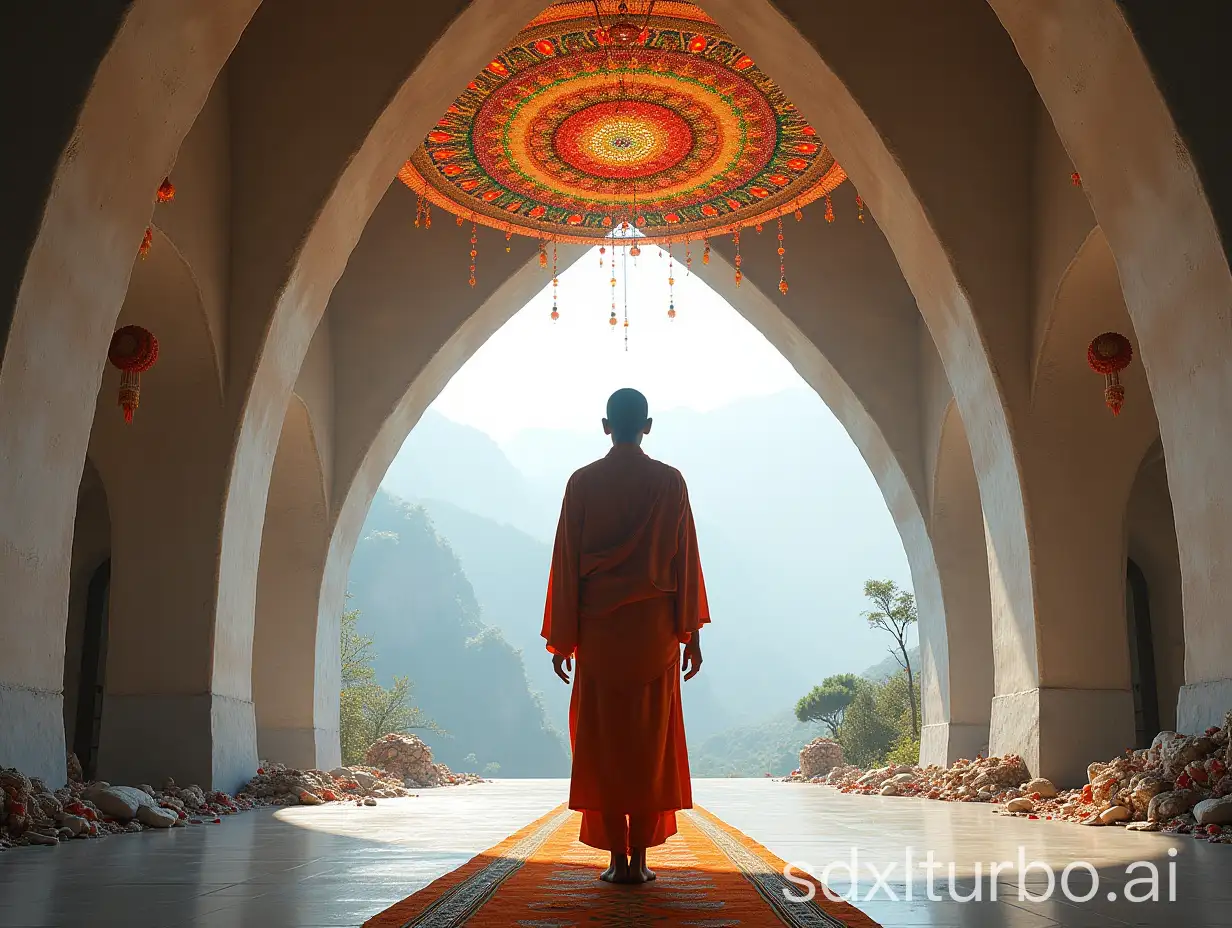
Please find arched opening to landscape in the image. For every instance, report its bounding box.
[4,0,1232,924]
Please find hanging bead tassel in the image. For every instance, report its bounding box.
[505,229,512,253]
[702,238,710,265]
[469,220,477,288]
[777,217,788,294]
[599,245,606,268]
[456,214,464,226]
[138,226,153,259]
[157,177,176,204]
[855,195,865,223]
[733,228,742,287]
[550,241,559,321]
[667,242,676,319]
[424,204,432,229]
[539,239,548,269]
[414,194,424,228]
[685,240,692,275]
[610,267,618,330]
[118,370,141,424]
[824,195,835,223]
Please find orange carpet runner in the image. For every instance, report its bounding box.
[364,804,882,927]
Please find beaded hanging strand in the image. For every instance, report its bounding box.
[424,203,432,229]
[622,233,630,351]
[733,227,742,287]
[539,239,548,269]
[550,240,559,321]
[469,219,478,288]
[824,195,835,223]
[855,194,865,223]
[414,194,425,227]
[777,216,788,294]
[685,239,692,275]
[667,242,676,319]
[702,237,710,265]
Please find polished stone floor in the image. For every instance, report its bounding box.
[0,778,1227,927]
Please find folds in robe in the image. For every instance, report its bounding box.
[541,444,710,851]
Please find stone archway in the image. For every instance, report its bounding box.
[5,0,1232,788]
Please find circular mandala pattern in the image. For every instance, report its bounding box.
[398,1,846,243]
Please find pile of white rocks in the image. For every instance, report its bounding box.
[364,733,484,788]
[1,735,486,851]
[811,752,1035,802]
[992,712,1232,844]
[783,710,1232,846]
[0,759,255,850]
[795,738,846,780]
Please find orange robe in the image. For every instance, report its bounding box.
[541,443,710,852]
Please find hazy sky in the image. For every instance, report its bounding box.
[432,244,804,441]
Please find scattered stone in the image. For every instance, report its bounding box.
[364,798,377,806]
[1149,790,1201,823]
[1024,777,1057,799]
[1005,797,1034,813]
[1194,797,1232,827]
[135,805,178,829]
[82,785,155,820]
[1099,805,1131,825]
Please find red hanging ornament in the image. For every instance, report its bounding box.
[156,177,175,203]
[138,226,153,259]
[108,326,159,424]
[1086,332,1133,416]
[1071,172,1082,187]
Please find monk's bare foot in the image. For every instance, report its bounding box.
[627,849,655,883]
[600,852,630,883]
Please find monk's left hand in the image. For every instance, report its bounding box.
[552,653,573,684]
[682,635,703,681]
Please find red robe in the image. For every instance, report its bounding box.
[541,443,710,851]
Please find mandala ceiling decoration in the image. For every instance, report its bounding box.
[397,0,862,334]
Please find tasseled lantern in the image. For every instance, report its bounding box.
[1087,332,1133,416]
[108,325,159,423]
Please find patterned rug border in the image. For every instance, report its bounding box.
[362,803,571,928]
[688,805,884,928]
[363,803,883,928]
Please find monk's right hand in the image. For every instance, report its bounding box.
[552,653,572,684]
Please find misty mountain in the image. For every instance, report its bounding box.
[383,391,914,729]
[413,495,737,742]
[346,491,570,777]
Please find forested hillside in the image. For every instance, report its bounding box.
[346,491,570,777]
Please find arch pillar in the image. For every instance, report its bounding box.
[921,404,993,765]
[253,396,338,769]
[988,1,1232,734]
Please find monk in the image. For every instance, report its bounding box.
[541,387,710,885]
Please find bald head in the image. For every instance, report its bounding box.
[604,388,652,444]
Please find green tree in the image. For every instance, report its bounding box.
[836,684,898,767]
[795,673,861,736]
[339,605,438,765]
[862,579,919,738]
